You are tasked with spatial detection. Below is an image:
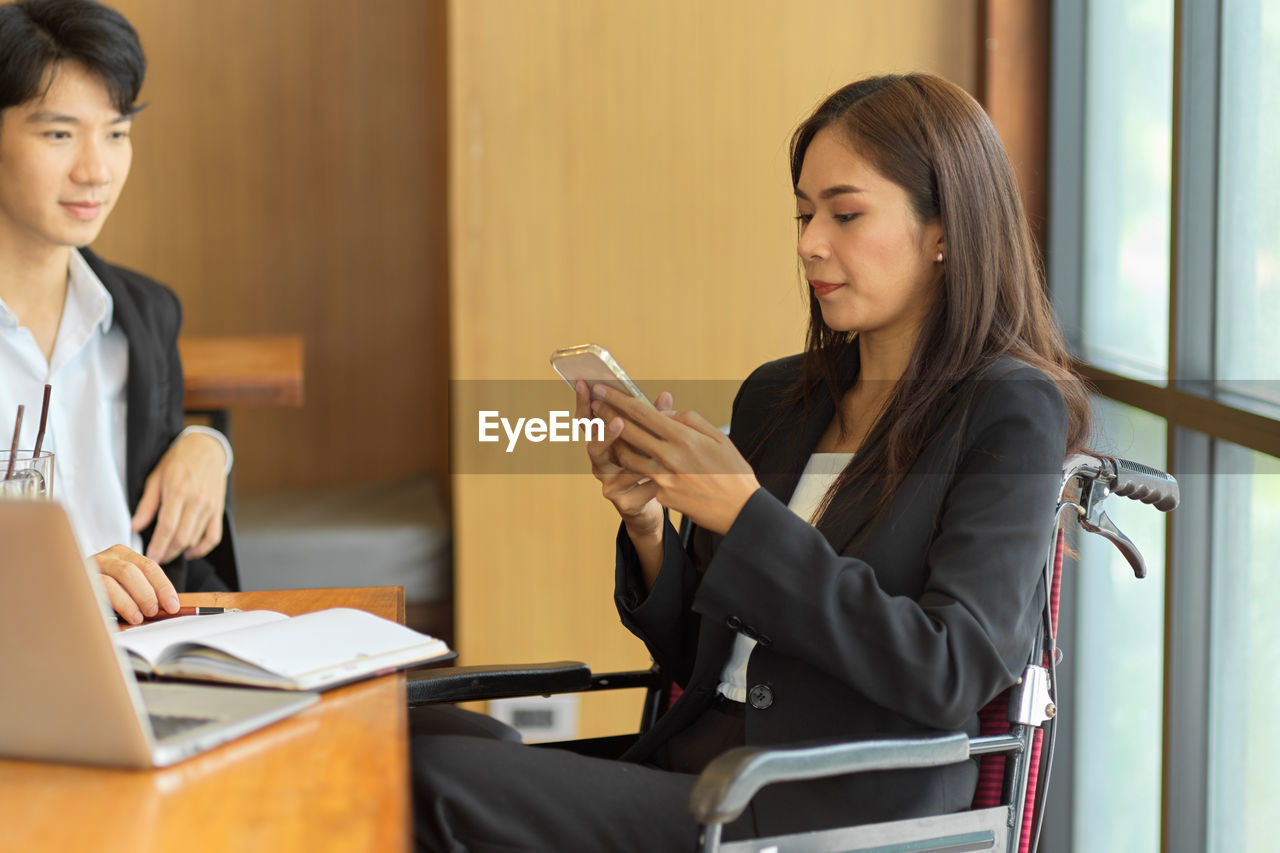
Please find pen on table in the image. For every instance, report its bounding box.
[118,606,241,623]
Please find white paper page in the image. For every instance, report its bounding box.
[170,608,445,682]
[115,610,287,668]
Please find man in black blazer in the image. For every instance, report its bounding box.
[0,0,232,620]
[82,247,237,595]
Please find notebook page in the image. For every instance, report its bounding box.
[115,610,287,668]
[166,608,447,684]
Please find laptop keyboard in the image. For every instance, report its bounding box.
[149,713,217,739]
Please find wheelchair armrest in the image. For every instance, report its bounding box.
[689,732,971,825]
[405,661,593,705]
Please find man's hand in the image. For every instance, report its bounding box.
[93,545,181,624]
[130,431,228,564]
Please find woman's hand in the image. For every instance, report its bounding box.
[575,382,675,588]
[575,381,666,537]
[590,385,760,536]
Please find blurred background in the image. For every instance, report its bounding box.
[95,0,1024,732]
[88,2,1280,851]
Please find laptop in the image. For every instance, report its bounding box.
[0,500,319,769]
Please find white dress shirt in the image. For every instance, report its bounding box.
[716,451,855,702]
[0,250,229,557]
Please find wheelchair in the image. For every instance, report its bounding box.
[406,453,1178,852]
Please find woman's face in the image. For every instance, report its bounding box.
[794,127,943,343]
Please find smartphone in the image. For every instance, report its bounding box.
[550,344,653,406]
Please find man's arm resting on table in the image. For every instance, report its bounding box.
[131,427,234,564]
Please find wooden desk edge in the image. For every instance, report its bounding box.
[179,586,405,623]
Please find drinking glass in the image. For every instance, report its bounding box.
[0,450,54,499]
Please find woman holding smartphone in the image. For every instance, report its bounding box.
[413,72,1089,851]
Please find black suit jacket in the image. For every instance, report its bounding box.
[614,352,1067,836]
[81,248,234,592]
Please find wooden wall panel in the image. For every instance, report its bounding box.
[978,0,1051,251]
[450,0,979,736]
[93,0,449,493]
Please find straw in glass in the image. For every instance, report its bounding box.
[33,384,51,457]
[5,405,23,480]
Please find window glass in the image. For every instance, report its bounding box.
[1216,0,1280,406]
[1207,444,1280,852]
[1080,0,1173,381]
[1072,398,1166,852]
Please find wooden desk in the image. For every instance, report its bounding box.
[0,587,410,853]
[179,335,305,435]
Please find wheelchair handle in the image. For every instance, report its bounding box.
[1080,509,1148,578]
[1108,456,1179,512]
[1059,453,1178,579]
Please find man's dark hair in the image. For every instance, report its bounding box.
[0,0,144,115]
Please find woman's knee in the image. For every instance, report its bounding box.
[409,705,522,742]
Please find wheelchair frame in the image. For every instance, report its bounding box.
[406,453,1178,853]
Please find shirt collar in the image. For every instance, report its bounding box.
[0,250,114,332]
[67,248,115,335]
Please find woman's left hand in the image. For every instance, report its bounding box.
[591,385,761,535]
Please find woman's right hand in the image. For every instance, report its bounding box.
[575,381,668,536]
[576,381,677,590]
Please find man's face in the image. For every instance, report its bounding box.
[0,62,133,256]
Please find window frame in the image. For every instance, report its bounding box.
[1048,0,1279,850]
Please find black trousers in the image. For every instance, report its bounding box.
[411,698,754,853]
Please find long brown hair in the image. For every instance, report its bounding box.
[789,73,1090,521]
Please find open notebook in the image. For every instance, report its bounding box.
[118,607,453,690]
